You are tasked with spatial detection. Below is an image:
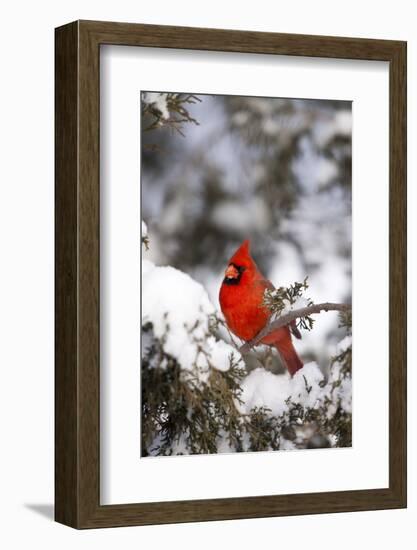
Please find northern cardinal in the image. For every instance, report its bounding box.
[219,239,303,376]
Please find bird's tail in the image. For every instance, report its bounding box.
[274,339,303,377]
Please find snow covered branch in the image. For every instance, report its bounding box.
[141,251,353,455]
[142,92,201,136]
[239,302,351,354]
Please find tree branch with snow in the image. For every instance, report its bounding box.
[239,302,351,354]
[142,92,201,136]
[141,257,352,455]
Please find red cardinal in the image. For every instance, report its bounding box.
[219,240,303,376]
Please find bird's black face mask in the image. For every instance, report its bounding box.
[223,263,246,285]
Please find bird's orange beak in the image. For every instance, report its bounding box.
[225,264,239,279]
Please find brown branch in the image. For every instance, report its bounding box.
[239,302,351,354]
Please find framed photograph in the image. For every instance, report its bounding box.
[55,20,406,528]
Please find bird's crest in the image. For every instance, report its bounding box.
[228,239,252,267]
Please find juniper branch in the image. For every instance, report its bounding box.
[239,302,351,354]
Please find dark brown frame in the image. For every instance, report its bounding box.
[55,20,407,529]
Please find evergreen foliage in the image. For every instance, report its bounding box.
[141,311,352,456]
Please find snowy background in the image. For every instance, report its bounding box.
[141,92,352,456]
[142,92,351,366]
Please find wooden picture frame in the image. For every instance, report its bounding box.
[55,20,407,528]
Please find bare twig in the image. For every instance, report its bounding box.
[239,302,351,354]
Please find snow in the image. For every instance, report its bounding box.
[293,135,339,192]
[141,220,148,238]
[262,118,281,135]
[211,197,270,233]
[232,111,250,126]
[328,335,352,414]
[236,362,324,416]
[313,109,352,147]
[316,157,339,189]
[268,180,351,365]
[236,351,351,435]
[142,255,352,453]
[336,334,352,354]
[279,295,311,316]
[142,92,170,120]
[142,259,241,379]
[325,364,352,417]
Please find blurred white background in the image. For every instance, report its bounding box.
[0,1,414,549]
